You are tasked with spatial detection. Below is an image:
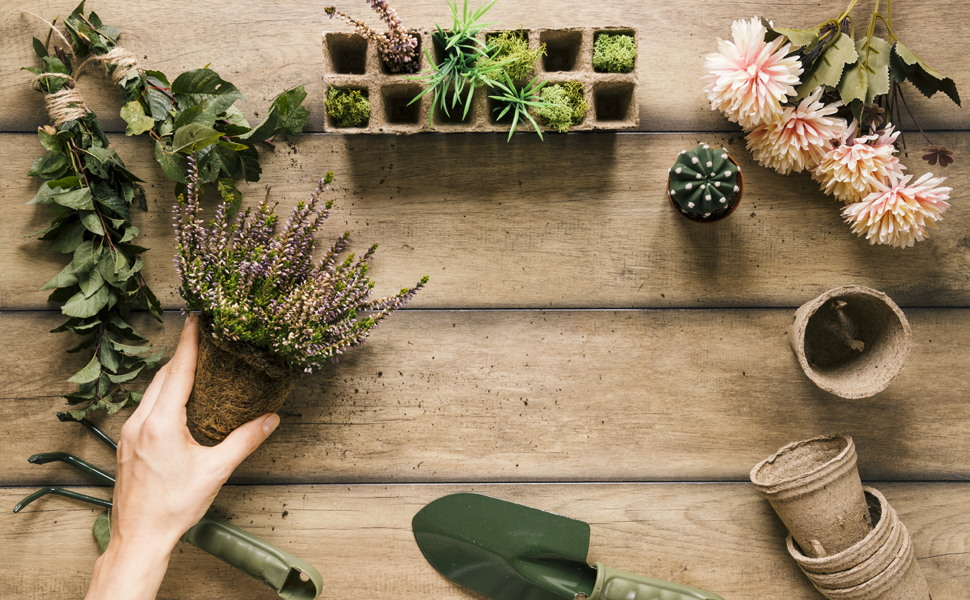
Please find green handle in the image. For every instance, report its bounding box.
[589,563,724,600]
[181,513,323,600]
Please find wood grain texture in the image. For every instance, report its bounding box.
[1,1,967,133]
[2,483,967,600]
[4,310,968,486]
[4,132,970,310]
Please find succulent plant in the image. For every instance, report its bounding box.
[667,144,742,222]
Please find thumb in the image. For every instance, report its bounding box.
[214,413,280,468]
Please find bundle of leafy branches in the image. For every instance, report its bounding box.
[326,87,371,128]
[533,82,588,133]
[62,2,310,210]
[410,0,558,138]
[23,23,162,418]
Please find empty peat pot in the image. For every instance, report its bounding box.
[750,434,871,558]
[787,488,896,577]
[816,530,930,600]
[790,285,911,399]
[186,316,299,443]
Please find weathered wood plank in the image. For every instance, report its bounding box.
[2,483,967,599]
[1,1,967,133]
[3,310,968,486]
[3,132,969,310]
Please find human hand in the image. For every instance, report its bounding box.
[86,313,280,600]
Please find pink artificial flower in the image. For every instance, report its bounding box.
[842,173,951,248]
[703,17,804,129]
[814,121,905,204]
[746,87,845,174]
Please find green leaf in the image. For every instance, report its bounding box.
[108,365,144,383]
[67,353,102,384]
[173,98,220,130]
[40,262,80,291]
[93,510,111,554]
[48,221,86,253]
[73,241,102,275]
[109,315,145,340]
[243,85,310,141]
[797,33,858,99]
[62,285,109,318]
[773,26,819,47]
[53,187,95,210]
[119,225,139,243]
[93,187,130,220]
[891,41,961,106]
[79,268,104,298]
[172,123,224,154]
[144,71,174,120]
[171,68,244,113]
[79,211,105,236]
[856,36,892,105]
[110,339,151,356]
[154,141,187,183]
[100,339,121,373]
[217,178,242,215]
[120,101,155,136]
[32,36,49,58]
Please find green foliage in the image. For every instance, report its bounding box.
[24,37,163,420]
[891,41,960,107]
[667,144,740,222]
[483,29,545,81]
[64,3,310,207]
[532,82,587,133]
[592,33,636,73]
[325,87,371,128]
[488,74,551,141]
[93,510,111,553]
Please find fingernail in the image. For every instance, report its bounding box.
[263,414,280,435]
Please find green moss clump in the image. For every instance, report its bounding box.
[326,87,370,128]
[533,82,588,133]
[485,30,546,81]
[593,33,636,73]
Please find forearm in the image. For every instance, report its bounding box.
[85,538,175,600]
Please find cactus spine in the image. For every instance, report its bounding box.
[667,144,741,222]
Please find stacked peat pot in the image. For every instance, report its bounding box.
[750,434,931,599]
[322,27,638,133]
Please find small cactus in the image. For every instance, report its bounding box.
[667,144,742,222]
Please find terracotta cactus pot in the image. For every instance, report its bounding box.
[750,434,871,558]
[789,285,911,399]
[787,488,896,576]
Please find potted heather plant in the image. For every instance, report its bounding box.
[174,156,427,441]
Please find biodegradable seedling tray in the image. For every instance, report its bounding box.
[322,27,639,134]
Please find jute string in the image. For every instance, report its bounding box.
[22,10,140,125]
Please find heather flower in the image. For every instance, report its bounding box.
[814,121,905,204]
[842,172,951,248]
[746,87,845,175]
[326,1,419,74]
[174,156,427,372]
[702,17,803,129]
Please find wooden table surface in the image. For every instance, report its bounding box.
[1,1,968,598]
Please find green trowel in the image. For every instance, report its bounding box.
[412,493,724,600]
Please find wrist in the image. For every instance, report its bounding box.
[86,536,175,600]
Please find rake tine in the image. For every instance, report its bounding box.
[13,487,113,513]
[28,452,116,485]
[57,413,119,451]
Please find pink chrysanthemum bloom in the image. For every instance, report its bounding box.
[746,87,845,175]
[842,173,951,248]
[813,121,905,204]
[703,17,803,129]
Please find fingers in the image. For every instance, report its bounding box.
[150,313,200,420]
[212,414,280,471]
[126,362,169,428]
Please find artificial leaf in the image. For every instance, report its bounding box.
[891,42,961,106]
[797,33,858,99]
[67,353,102,384]
[41,262,80,291]
[855,36,892,104]
[923,146,954,167]
[154,141,187,183]
[93,511,111,554]
[62,285,109,318]
[120,101,155,136]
